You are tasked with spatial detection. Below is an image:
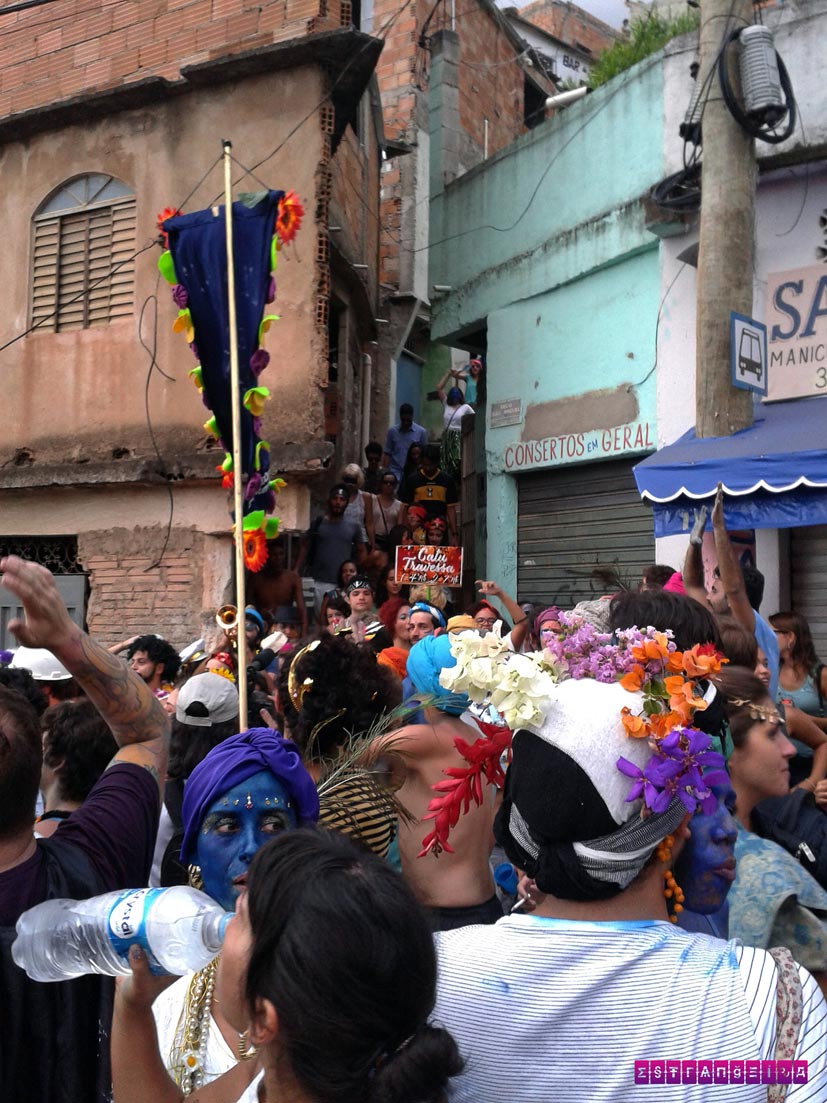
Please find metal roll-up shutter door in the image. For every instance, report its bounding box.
[517,460,655,607]
[791,524,827,658]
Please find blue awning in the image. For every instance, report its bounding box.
[633,396,827,536]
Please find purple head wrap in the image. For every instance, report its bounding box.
[180,727,319,862]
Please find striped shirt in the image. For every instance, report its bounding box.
[434,916,827,1102]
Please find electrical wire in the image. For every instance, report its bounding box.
[416,66,638,253]
[137,276,176,571]
[628,261,688,392]
[226,0,418,191]
[0,238,157,355]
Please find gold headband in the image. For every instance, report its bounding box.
[730,698,780,724]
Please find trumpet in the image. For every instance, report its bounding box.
[216,604,239,636]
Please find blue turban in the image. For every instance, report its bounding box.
[406,634,469,715]
[180,728,319,862]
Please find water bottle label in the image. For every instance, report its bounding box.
[107,888,164,973]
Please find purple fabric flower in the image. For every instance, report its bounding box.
[266,275,276,304]
[189,342,199,360]
[252,416,262,436]
[172,284,189,309]
[263,489,276,512]
[250,348,270,377]
[244,473,263,501]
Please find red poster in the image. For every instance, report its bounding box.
[395,545,464,587]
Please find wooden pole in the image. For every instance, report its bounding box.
[222,138,248,725]
[695,0,755,437]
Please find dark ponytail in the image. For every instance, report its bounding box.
[245,830,463,1103]
[368,1024,464,1103]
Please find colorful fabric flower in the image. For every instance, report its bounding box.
[243,387,269,417]
[276,190,304,245]
[172,284,189,309]
[156,207,182,248]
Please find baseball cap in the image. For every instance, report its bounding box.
[175,673,239,728]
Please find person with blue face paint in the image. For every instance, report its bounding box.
[151,728,319,1098]
[675,782,739,938]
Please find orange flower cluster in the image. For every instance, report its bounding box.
[619,639,727,741]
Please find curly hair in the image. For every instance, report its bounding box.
[42,699,118,804]
[126,635,181,683]
[281,635,401,761]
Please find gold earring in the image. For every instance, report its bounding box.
[188,864,204,891]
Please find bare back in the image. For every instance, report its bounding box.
[392,714,497,909]
[249,568,301,613]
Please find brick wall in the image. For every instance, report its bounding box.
[0,0,344,119]
[79,525,229,649]
[372,0,547,289]
[519,0,618,57]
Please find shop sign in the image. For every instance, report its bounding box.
[503,419,654,473]
[765,265,827,400]
[489,398,523,428]
[395,545,464,587]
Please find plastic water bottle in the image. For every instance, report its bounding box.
[12,885,232,981]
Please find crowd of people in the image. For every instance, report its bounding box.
[1,466,827,1101]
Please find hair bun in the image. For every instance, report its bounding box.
[367,1024,463,1102]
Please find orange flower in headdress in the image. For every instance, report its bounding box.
[682,643,728,678]
[276,191,304,245]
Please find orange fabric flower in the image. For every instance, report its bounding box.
[241,528,267,572]
[276,191,304,245]
[156,206,182,246]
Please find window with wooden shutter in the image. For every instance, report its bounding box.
[31,174,136,332]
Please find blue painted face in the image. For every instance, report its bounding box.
[676,783,739,915]
[195,770,297,911]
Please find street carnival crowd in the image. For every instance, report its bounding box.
[2,392,827,1103]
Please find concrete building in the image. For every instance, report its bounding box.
[502,1,618,86]
[0,0,384,646]
[369,0,555,449]
[428,0,827,641]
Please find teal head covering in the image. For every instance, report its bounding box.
[406,634,469,715]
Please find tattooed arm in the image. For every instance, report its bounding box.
[0,556,168,793]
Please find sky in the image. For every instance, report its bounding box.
[496,0,631,31]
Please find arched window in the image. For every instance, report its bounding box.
[31,174,136,332]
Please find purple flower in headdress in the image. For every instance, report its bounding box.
[250,348,270,377]
[617,757,659,809]
[244,473,263,501]
[266,275,276,304]
[172,284,189,309]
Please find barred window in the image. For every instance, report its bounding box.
[31,174,136,332]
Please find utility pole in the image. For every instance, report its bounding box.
[695,0,755,438]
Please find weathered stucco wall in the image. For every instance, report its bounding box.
[0,67,327,475]
[429,52,665,344]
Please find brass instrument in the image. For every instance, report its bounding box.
[216,604,239,638]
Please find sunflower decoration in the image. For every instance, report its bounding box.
[275,191,304,245]
[239,510,280,572]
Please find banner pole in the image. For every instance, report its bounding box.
[222,138,248,725]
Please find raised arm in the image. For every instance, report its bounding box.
[476,580,530,650]
[1,556,168,793]
[682,507,711,608]
[711,485,755,633]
